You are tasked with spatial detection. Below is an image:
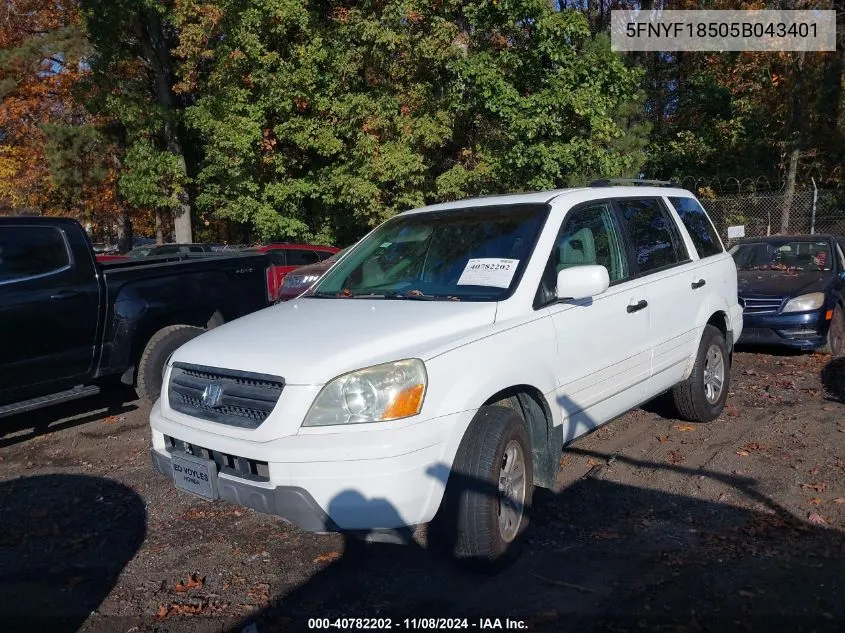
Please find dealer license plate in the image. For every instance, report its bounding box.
[171,451,218,500]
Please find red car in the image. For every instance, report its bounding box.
[276,246,351,300]
[246,243,340,302]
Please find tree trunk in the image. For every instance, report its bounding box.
[116,209,133,253]
[780,147,799,234]
[155,209,164,244]
[136,10,193,243]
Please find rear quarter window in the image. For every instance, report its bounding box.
[287,249,320,265]
[669,197,723,258]
[0,226,70,283]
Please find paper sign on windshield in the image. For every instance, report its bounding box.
[457,258,519,288]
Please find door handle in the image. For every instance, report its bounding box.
[691,279,706,289]
[50,290,83,300]
[627,299,648,313]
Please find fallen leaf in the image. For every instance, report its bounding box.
[808,512,827,525]
[586,458,603,467]
[526,610,559,630]
[174,574,204,593]
[247,582,270,605]
[800,482,828,493]
[313,551,341,564]
[103,415,125,425]
[736,450,750,457]
[155,603,170,620]
[594,530,619,539]
[672,423,696,432]
[809,498,823,506]
[832,498,845,504]
[668,450,683,465]
[809,467,819,475]
[657,435,669,443]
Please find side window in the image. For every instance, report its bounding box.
[315,250,335,261]
[287,249,320,266]
[0,226,70,283]
[536,202,628,306]
[615,198,688,274]
[669,196,723,258]
[268,250,287,266]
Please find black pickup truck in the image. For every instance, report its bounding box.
[0,217,275,417]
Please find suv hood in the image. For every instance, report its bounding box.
[737,270,832,297]
[170,298,498,384]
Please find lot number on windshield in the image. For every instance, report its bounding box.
[457,258,519,288]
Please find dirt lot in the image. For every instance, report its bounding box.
[2,350,845,633]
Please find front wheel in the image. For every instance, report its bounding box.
[671,324,730,423]
[825,304,845,357]
[430,406,533,570]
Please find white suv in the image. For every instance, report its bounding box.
[149,183,742,565]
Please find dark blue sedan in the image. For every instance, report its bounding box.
[731,235,845,354]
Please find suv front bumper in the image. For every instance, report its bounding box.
[149,401,465,533]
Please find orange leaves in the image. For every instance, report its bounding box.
[174,573,204,593]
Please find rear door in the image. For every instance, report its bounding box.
[0,225,100,392]
[613,197,701,395]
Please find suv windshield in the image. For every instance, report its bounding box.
[308,204,549,301]
[729,240,832,272]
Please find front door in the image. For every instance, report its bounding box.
[544,200,652,442]
[0,225,99,396]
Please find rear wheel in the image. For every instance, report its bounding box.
[136,325,205,404]
[826,304,845,357]
[430,406,533,570]
[671,325,730,422]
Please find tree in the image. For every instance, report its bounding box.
[174,0,648,243]
[80,0,195,242]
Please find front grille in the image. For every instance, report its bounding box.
[164,435,269,481]
[168,362,284,429]
[739,295,784,315]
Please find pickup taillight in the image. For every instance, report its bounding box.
[266,265,281,303]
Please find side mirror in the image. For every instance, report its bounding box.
[556,265,610,300]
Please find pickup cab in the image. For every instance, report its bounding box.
[149,184,742,566]
[0,217,274,417]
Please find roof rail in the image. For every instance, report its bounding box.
[589,178,677,188]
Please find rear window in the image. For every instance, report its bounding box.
[0,226,70,283]
[669,197,723,258]
[287,249,320,265]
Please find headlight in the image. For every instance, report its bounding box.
[302,359,427,426]
[782,292,825,313]
[283,274,320,288]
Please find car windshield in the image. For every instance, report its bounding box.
[307,204,549,301]
[729,240,832,272]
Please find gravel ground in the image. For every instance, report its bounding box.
[2,350,845,633]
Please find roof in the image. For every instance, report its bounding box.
[733,234,841,242]
[400,185,696,215]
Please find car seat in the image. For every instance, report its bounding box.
[557,227,596,272]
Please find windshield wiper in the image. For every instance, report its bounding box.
[351,291,460,301]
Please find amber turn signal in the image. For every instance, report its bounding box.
[383,384,425,420]
[825,309,833,320]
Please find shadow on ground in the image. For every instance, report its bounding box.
[0,384,138,449]
[222,450,845,633]
[821,357,845,402]
[0,474,146,632]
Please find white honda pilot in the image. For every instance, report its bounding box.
[149,182,742,565]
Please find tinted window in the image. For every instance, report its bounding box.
[315,250,335,261]
[669,197,722,258]
[267,250,287,266]
[287,249,320,265]
[0,226,70,283]
[616,198,687,274]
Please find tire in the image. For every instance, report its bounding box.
[825,303,845,357]
[430,406,533,570]
[671,324,730,423]
[136,325,205,404]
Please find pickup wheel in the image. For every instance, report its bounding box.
[671,324,730,423]
[136,325,205,404]
[430,406,533,570]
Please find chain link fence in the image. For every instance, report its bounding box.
[679,177,845,245]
